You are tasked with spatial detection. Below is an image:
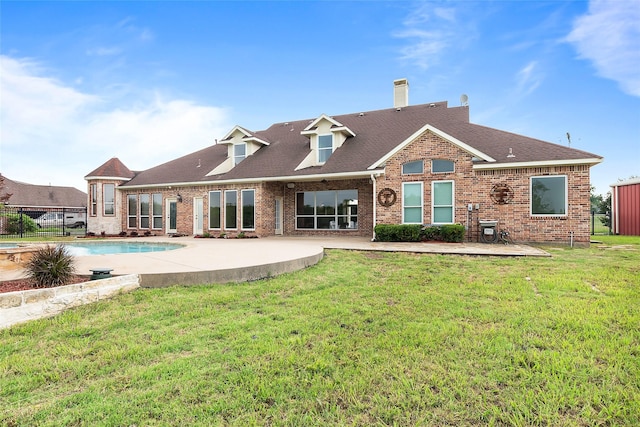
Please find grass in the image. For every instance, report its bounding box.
[1,235,639,426]
[591,214,611,235]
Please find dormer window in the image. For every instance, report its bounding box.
[318,135,333,163]
[296,114,355,171]
[234,143,246,166]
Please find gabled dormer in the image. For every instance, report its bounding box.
[207,126,270,176]
[295,114,355,170]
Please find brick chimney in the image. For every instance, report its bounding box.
[393,79,409,108]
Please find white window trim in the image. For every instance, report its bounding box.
[224,190,238,230]
[402,160,424,175]
[241,189,256,231]
[209,191,222,230]
[530,175,568,217]
[152,193,163,230]
[127,194,137,228]
[103,184,115,216]
[233,143,246,166]
[317,134,333,164]
[90,184,98,216]
[139,194,150,229]
[431,180,455,225]
[402,182,423,224]
[431,159,455,174]
[294,190,359,230]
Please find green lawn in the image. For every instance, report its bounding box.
[1,236,639,426]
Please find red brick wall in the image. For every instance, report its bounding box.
[104,129,593,245]
[374,130,593,245]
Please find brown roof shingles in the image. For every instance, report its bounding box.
[85,157,135,179]
[120,102,602,187]
[1,176,87,208]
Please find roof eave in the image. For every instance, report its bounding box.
[118,170,384,190]
[472,157,603,170]
[368,124,495,170]
[84,175,133,181]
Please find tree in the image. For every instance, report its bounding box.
[598,192,612,228]
[0,174,12,204]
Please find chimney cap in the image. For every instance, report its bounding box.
[393,79,409,108]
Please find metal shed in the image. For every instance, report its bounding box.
[611,177,640,236]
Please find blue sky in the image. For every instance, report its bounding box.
[1,0,638,196]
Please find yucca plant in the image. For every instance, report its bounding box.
[26,245,76,288]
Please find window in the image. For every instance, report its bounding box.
[531,175,567,215]
[432,159,454,173]
[233,144,246,166]
[127,195,137,228]
[318,135,333,163]
[402,160,424,175]
[209,191,221,229]
[90,184,97,216]
[139,194,150,229]
[225,190,237,229]
[103,184,115,215]
[152,193,163,229]
[241,189,255,229]
[295,190,358,230]
[432,181,454,224]
[402,182,423,224]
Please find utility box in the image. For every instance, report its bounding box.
[479,220,498,243]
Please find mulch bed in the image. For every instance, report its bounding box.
[0,276,89,294]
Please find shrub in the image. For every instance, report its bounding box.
[374,224,422,242]
[376,224,466,243]
[1,213,38,234]
[439,224,465,242]
[26,245,76,288]
[421,226,442,241]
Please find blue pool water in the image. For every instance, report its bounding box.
[0,243,18,249]
[64,242,183,256]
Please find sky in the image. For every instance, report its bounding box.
[1,0,638,197]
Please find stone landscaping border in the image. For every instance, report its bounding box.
[0,274,140,329]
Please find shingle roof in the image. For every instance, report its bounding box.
[85,157,135,179]
[120,102,602,187]
[0,175,87,208]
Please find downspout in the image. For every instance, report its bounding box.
[371,173,377,241]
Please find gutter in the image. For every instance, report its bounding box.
[118,169,385,190]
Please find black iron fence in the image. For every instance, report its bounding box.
[0,206,87,239]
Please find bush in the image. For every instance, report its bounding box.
[375,224,466,243]
[374,224,422,242]
[1,213,38,234]
[422,226,442,241]
[439,224,465,242]
[26,245,76,288]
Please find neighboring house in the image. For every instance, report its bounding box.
[85,80,602,245]
[611,178,640,236]
[0,174,87,217]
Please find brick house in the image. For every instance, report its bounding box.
[0,174,87,215]
[85,80,602,245]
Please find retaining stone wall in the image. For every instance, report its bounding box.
[0,274,140,329]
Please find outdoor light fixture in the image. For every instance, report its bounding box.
[177,194,183,203]
[286,183,295,189]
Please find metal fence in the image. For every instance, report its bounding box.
[591,211,612,236]
[0,206,87,239]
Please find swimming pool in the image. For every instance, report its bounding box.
[64,242,184,256]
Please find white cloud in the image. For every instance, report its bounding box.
[516,61,543,97]
[0,55,231,190]
[565,0,640,97]
[393,4,462,70]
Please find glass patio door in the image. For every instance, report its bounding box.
[166,199,177,234]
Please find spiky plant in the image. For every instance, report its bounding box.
[26,245,76,288]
